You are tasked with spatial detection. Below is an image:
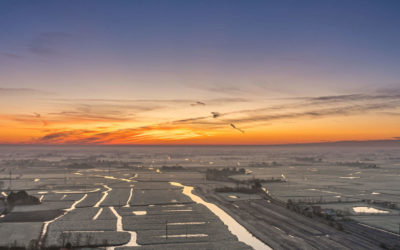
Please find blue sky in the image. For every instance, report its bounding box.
[1,1,400,96]
[1,1,400,144]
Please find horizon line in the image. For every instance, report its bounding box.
[1,139,399,147]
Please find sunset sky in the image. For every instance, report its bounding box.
[1,0,400,145]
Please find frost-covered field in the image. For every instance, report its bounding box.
[0,145,399,247]
[0,222,42,248]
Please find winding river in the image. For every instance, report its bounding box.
[109,206,139,249]
[170,182,272,250]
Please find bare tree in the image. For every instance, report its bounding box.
[85,233,94,246]
[75,232,82,247]
[28,239,39,250]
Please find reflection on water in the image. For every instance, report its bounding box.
[109,206,139,248]
[163,204,185,207]
[353,207,389,214]
[53,188,100,194]
[162,209,193,212]
[132,211,147,215]
[340,176,360,179]
[168,222,206,225]
[92,208,103,220]
[124,188,133,207]
[170,182,272,250]
[158,234,208,238]
[94,185,112,208]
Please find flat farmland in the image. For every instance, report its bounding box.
[0,168,255,249]
[0,145,399,249]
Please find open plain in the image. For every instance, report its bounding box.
[0,145,399,249]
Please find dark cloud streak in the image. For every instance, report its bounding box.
[211,112,220,118]
[190,101,206,106]
[230,123,245,134]
[0,52,23,59]
[0,88,48,95]
[28,93,400,144]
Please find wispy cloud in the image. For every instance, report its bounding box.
[0,88,48,96]
[32,113,48,126]
[230,123,245,134]
[1,96,247,132]
[33,124,209,144]
[375,87,400,95]
[12,93,400,144]
[222,102,400,125]
[207,86,243,95]
[0,113,48,127]
[35,130,97,144]
[307,94,400,104]
[169,93,400,128]
[29,32,73,56]
[37,97,249,124]
[190,101,206,106]
[0,52,23,59]
[226,94,400,118]
[47,97,248,105]
[211,112,220,118]
[47,110,132,123]
[41,99,167,124]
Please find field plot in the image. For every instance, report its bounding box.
[122,205,220,231]
[59,207,100,221]
[94,207,117,220]
[39,193,66,202]
[12,201,73,212]
[218,192,263,201]
[349,215,400,233]
[315,202,398,215]
[132,189,192,205]
[131,181,178,190]
[48,217,116,231]
[136,226,236,245]
[146,203,210,215]
[45,231,130,247]
[0,166,253,249]
[137,171,204,182]
[0,222,42,248]
[102,188,131,207]
[0,210,63,222]
[119,201,241,246]
[76,192,103,208]
[118,240,253,250]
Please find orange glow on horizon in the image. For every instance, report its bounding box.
[1,90,400,145]
[1,113,399,145]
